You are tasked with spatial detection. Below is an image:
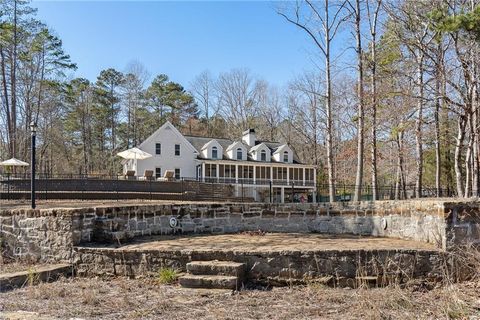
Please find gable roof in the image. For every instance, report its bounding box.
[272,144,293,155]
[201,139,222,151]
[249,142,270,153]
[139,121,198,154]
[226,141,248,152]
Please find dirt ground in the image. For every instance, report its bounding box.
[1,277,479,320]
[115,232,438,252]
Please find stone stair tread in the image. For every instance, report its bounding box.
[179,274,240,289]
[187,260,245,277]
[188,260,245,267]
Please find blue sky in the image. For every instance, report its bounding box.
[32,1,332,88]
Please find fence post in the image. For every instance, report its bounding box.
[7,173,10,201]
[269,180,272,204]
[242,180,244,203]
[150,177,153,201]
[82,174,85,201]
[211,180,214,202]
[181,178,184,202]
[291,182,295,203]
[45,173,48,201]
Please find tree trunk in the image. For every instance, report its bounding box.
[465,111,475,197]
[414,54,424,198]
[9,0,18,158]
[353,0,364,202]
[370,11,378,201]
[325,0,336,202]
[455,115,466,198]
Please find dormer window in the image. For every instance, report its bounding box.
[261,150,267,161]
[212,146,218,159]
[236,148,243,160]
[283,151,289,163]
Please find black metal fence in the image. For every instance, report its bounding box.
[315,183,457,202]
[0,173,457,203]
[0,173,242,202]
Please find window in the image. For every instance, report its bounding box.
[220,165,236,178]
[212,146,218,159]
[175,144,180,156]
[174,168,181,180]
[236,148,243,160]
[206,164,216,177]
[261,150,267,161]
[283,151,289,163]
[155,143,161,155]
[256,166,270,181]
[155,167,162,179]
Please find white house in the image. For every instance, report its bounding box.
[125,121,317,203]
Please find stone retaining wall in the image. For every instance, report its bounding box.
[1,199,480,262]
[74,246,446,285]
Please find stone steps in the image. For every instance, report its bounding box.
[0,263,72,292]
[179,260,245,290]
[179,274,239,290]
[187,260,245,278]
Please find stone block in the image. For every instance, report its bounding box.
[276,211,289,218]
[215,211,229,218]
[204,210,215,219]
[230,206,243,213]
[262,209,275,218]
[243,212,261,218]
[181,223,195,233]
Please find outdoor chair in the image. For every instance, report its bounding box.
[125,170,136,180]
[157,170,175,182]
[139,170,154,181]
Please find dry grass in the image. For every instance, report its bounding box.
[1,276,480,319]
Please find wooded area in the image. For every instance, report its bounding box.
[1,0,480,200]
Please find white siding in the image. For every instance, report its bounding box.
[136,123,198,178]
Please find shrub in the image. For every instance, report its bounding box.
[157,267,178,284]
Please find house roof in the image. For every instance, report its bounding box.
[272,144,293,155]
[184,134,302,164]
[200,139,221,151]
[249,142,269,153]
[225,141,247,152]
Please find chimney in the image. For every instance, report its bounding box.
[242,128,256,147]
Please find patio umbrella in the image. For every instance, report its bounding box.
[117,147,152,173]
[0,158,29,167]
[0,158,29,174]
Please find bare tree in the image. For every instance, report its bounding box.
[215,68,260,137]
[366,0,382,200]
[347,0,366,202]
[278,0,349,202]
[190,70,218,136]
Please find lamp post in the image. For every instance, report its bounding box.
[30,121,37,209]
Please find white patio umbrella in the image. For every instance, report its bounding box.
[0,158,29,174]
[117,147,152,174]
